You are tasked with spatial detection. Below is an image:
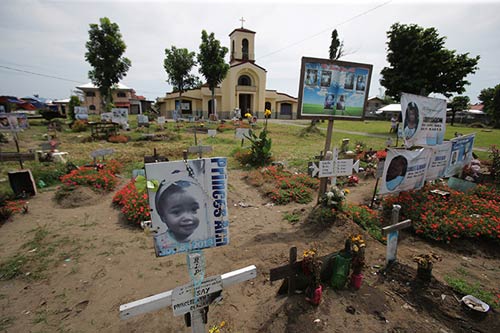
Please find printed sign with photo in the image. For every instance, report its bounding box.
[400,93,447,148]
[425,142,452,181]
[74,106,88,120]
[235,128,250,139]
[111,108,128,125]
[100,112,113,122]
[0,113,29,131]
[145,157,229,257]
[298,57,372,119]
[137,114,149,126]
[444,133,475,177]
[380,148,431,195]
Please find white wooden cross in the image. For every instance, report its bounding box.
[309,148,360,184]
[119,264,257,332]
[382,204,411,265]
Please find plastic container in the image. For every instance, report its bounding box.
[331,253,352,289]
[350,273,363,290]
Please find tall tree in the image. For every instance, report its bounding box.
[479,84,500,128]
[449,96,470,126]
[67,95,81,122]
[85,17,131,112]
[163,46,198,114]
[380,23,479,99]
[329,29,344,60]
[197,30,230,120]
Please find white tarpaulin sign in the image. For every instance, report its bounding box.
[425,142,452,181]
[111,108,128,125]
[74,106,88,120]
[145,158,229,257]
[444,133,475,177]
[380,148,431,195]
[235,128,250,139]
[401,93,447,148]
[100,112,113,122]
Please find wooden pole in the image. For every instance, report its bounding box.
[13,132,23,169]
[318,119,334,201]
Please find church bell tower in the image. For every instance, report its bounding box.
[229,20,256,65]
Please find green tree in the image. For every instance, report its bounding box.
[380,23,479,99]
[449,95,470,126]
[163,46,198,94]
[163,46,198,116]
[67,95,81,122]
[85,17,131,111]
[329,29,344,60]
[198,30,229,120]
[479,84,500,128]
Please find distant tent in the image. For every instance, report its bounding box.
[375,104,401,114]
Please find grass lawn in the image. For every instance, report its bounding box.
[0,116,497,195]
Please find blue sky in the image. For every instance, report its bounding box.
[1,0,499,103]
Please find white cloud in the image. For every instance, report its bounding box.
[0,0,498,103]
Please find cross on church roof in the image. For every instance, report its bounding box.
[240,17,245,28]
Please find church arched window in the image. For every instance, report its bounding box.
[238,75,252,86]
[242,38,249,60]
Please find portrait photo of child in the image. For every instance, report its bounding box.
[145,158,229,257]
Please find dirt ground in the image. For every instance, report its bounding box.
[0,171,499,333]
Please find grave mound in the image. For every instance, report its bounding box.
[55,186,102,208]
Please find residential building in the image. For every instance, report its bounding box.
[76,83,133,114]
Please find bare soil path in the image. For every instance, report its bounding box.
[0,171,498,332]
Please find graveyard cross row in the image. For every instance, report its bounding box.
[382,204,411,266]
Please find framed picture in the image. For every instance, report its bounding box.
[297,57,372,120]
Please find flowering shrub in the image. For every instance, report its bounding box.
[112,180,150,225]
[108,135,129,143]
[346,204,385,243]
[383,183,500,242]
[320,186,348,212]
[489,145,500,184]
[247,165,319,205]
[72,120,87,132]
[59,160,122,192]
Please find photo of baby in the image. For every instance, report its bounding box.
[145,158,228,257]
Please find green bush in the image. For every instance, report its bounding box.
[235,129,273,168]
[30,163,67,187]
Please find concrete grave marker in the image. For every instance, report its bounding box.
[207,129,217,137]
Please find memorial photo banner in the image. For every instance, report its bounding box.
[145,157,229,257]
[444,133,475,177]
[401,93,447,148]
[425,142,452,182]
[380,148,431,195]
[74,106,88,120]
[0,112,29,131]
[297,57,372,120]
[111,108,128,125]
